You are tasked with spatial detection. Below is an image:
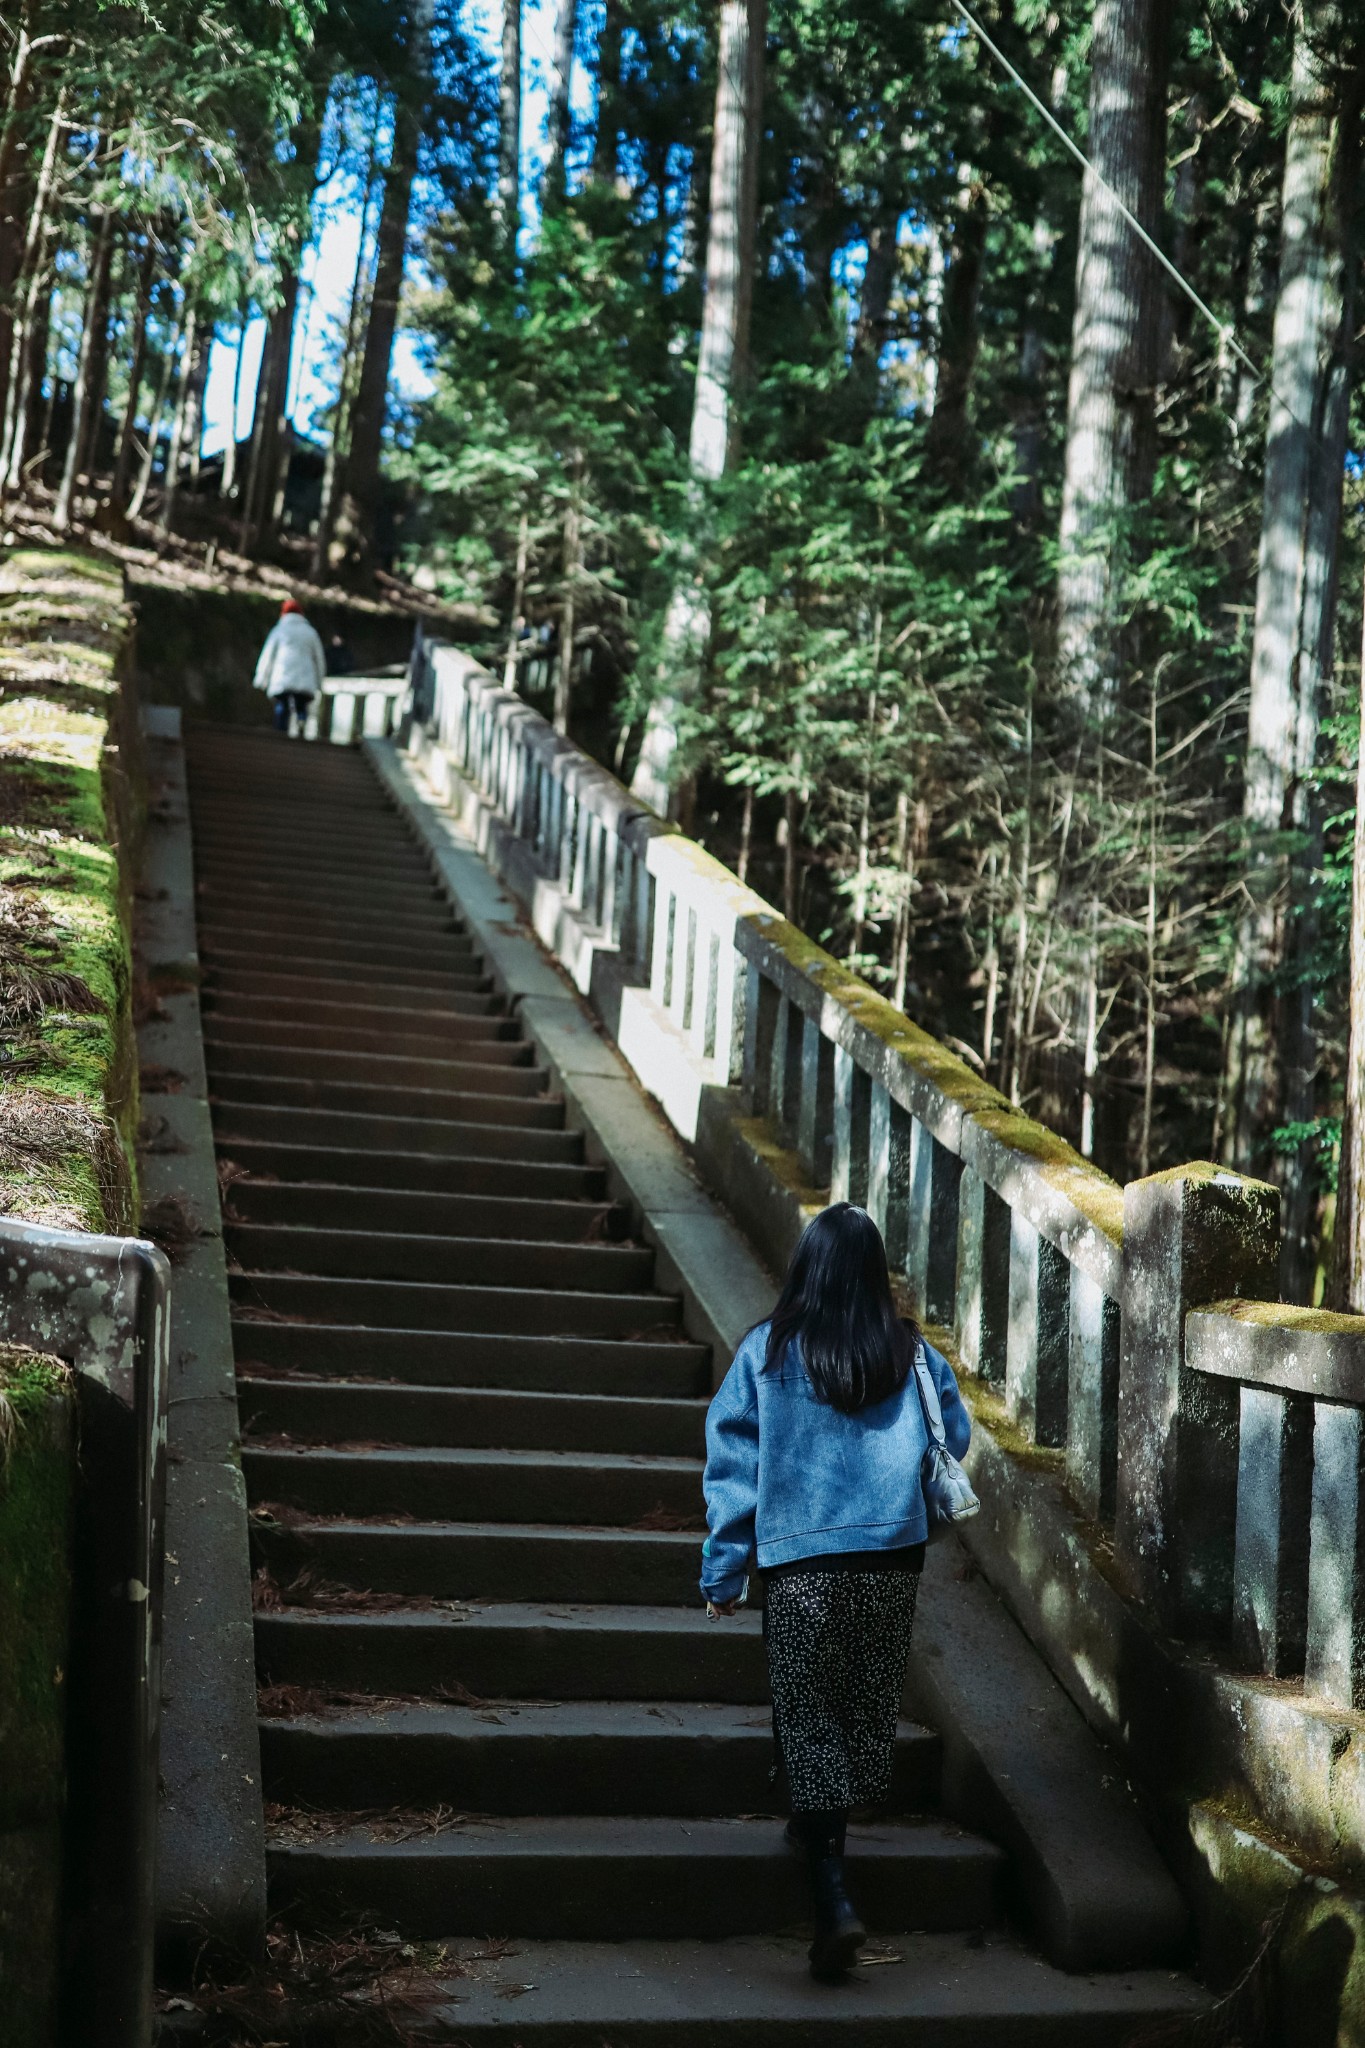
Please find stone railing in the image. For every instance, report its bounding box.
[408,639,1365,1715]
[295,673,408,744]
[1185,1293,1365,1705]
[0,1216,170,2048]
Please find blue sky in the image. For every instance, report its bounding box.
[202,0,578,458]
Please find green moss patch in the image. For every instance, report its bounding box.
[0,546,139,1232]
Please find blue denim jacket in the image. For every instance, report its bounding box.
[699,1322,970,1604]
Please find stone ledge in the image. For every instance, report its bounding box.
[909,1540,1188,1971]
[1188,1297,1365,1399]
[138,713,265,1970]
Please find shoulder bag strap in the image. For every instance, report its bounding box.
[911,1339,948,1450]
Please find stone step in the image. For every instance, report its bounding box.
[238,1378,705,1454]
[196,890,462,937]
[197,866,447,904]
[196,846,441,887]
[191,811,421,843]
[202,942,493,994]
[192,801,414,831]
[198,922,481,976]
[250,1514,711,1604]
[254,1602,766,1702]
[202,1013,524,1060]
[191,787,403,816]
[202,990,512,1038]
[241,1443,700,1524]
[214,1139,605,1200]
[212,1102,582,1161]
[229,1271,679,1337]
[264,1700,926,1815]
[205,1038,545,1095]
[264,1815,1004,1941]
[226,1179,623,1242]
[204,968,501,1017]
[226,1225,656,1293]
[193,817,431,856]
[207,1070,561,1124]
[196,893,465,938]
[232,1325,710,1397]
[283,1932,1210,2043]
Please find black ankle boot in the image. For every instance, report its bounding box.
[807,1851,866,1980]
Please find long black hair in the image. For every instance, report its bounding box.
[763,1202,917,1413]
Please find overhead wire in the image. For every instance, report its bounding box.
[949,0,1272,404]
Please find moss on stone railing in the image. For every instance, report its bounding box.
[0,546,141,1235]
[0,544,143,2048]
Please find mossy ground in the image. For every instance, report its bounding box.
[0,546,138,1231]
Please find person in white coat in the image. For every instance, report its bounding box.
[253,597,327,735]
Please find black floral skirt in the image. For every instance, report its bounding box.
[763,1567,920,1813]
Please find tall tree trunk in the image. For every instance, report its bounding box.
[848,184,902,422]
[503,506,530,689]
[128,310,181,521]
[183,315,210,486]
[1011,212,1056,520]
[0,83,63,494]
[19,275,49,474]
[1054,0,1171,1153]
[111,233,155,507]
[312,110,384,579]
[330,1,431,585]
[631,0,767,811]
[239,270,299,553]
[1056,0,1171,706]
[686,0,765,483]
[54,205,115,529]
[0,6,40,434]
[593,0,622,183]
[554,457,582,734]
[1221,4,1362,1266]
[926,167,988,474]
[79,222,120,481]
[546,0,578,194]
[497,1,521,244]
[1330,583,1365,1310]
[158,303,202,536]
[219,302,248,500]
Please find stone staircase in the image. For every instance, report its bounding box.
[184,728,1205,2040]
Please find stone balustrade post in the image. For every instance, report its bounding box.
[1235,1386,1313,1678]
[916,1129,962,1329]
[866,1081,910,1270]
[742,963,778,1116]
[1114,1164,1279,1631]
[798,1015,835,1186]
[771,996,803,1143]
[1067,1268,1120,1521]
[1006,1211,1069,1447]
[831,1047,871,1206]
[956,1163,1009,1378]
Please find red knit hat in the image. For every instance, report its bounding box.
[280,596,303,616]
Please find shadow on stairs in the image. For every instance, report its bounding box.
[158,725,1210,2044]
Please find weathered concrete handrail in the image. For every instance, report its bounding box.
[1186,1292,1365,1710]
[414,643,1365,1701]
[318,674,408,746]
[411,640,1129,1523]
[0,1217,170,2048]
